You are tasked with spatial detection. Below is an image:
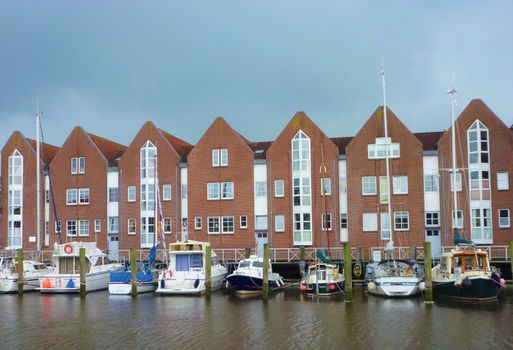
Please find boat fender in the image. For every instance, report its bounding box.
[194,278,200,289]
[419,282,426,291]
[66,279,74,288]
[353,263,362,277]
[42,278,52,289]
[168,270,173,278]
[367,282,376,290]
[160,279,165,289]
[64,244,73,255]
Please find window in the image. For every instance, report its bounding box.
[212,149,219,167]
[94,219,101,233]
[393,176,408,195]
[162,184,172,201]
[79,188,90,204]
[274,180,284,197]
[293,177,311,206]
[425,212,440,227]
[240,215,248,229]
[140,217,155,247]
[452,210,463,229]
[339,177,347,193]
[220,149,228,166]
[424,175,438,192]
[471,208,492,241]
[45,190,50,203]
[140,141,156,179]
[275,215,285,232]
[71,157,78,174]
[363,213,377,232]
[140,184,155,211]
[221,182,234,199]
[181,184,188,198]
[181,218,187,231]
[222,216,234,233]
[321,213,332,231]
[380,212,391,240]
[426,229,440,237]
[208,216,220,234]
[127,186,136,202]
[78,220,89,237]
[368,138,400,159]
[55,220,61,234]
[108,217,118,233]
[66,220,77,236]
[450,171,462,192]
[255,181,266,197]
[468,120,489,165]
[340,213,348,229]
[255,215,268,230]
[8,150,23,186]
[78,157,85,174]
[362,176,376,195]
[207,183,220,200]
[499,209,510,228]
[7,189,21,215]
[128,218,136,234]
[106,187,117,203]
[497,172,509,190]
[394,211,409,231]
[194,217,202,230]
[379,176,389,203]
[164,218,172,233]
[292,130,311,172]
[321,178,331,196]
[66,189,77,205]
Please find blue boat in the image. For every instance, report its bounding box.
[109,262,158,295]
[226,256,284,295]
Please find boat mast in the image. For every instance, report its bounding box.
[381,62,394,252]
[36,103,41,256]
[448,87,458,232]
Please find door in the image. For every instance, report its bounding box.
[425,229,441,258]
[255,231,268,258]
[108,235,119,261]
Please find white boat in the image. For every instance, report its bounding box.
[38,242,121,293]
[155,241,227,295]
[0,257,54,293]
[300,261,345,296]
[226,255,285,295]
[365,260,424,297]
[109,262,159,295]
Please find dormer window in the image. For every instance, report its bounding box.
[368,137,400,159]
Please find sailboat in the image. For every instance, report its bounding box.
[431,87,505,302]
[0,107,55,292]
[364,64,423,297]
[299,143,344,296]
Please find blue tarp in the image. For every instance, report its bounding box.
[110,264,154,283]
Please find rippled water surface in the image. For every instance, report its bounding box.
[1,286,512,349]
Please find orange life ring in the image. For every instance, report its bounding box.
[64,244,73,254]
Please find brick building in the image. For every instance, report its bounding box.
[48,127,126,251]
[1,131,59,249]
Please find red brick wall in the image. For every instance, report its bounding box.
[438,99,513,245]
[267,112,339,248]
[346,107,425,249]
[48,127,109,250]
[118,122,182,249]
[187,117,255,249]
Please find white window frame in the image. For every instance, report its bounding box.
[127,186,136,202]
[66,220,77,237]
[221,182,234,200]
[255,181,266,197]
[497,172,509,190]
[452,210,463,229]
[66,189,78,205]
[94,219,101,233]
[222,216,234,234]
[240,215,248,229]
[321,213,332,231]
[78,220,89,237]
[340,213,348,229]
[181,184,188,198]
[220,149,228,166]
[78,157,85,174]
[379,176,389,204]
[128,218,136,235]
[393,176,408,195]
[55,220,61,234]
[362,176,377,195]
[450,171,462,192]
[207,183,220,200]
[424,175,439,192]
[275,215,285,232]
[108,217,119,234]
[425,212,440,227]
[208,216,220,234]
[212,149,220,167]
[163,218,172,234]
[321,178,331,196]
[79,188,90,205]
[274,180,284,197]
[380,212,391,240]
[498,209,510,228]
[71,157,78,174]
[194,217,202,230]
[162,184,172,201]
[394,211,409,231]
[363,213,378,232]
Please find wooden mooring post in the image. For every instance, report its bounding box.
[205,245,212,297]
[130,248,137,297]
[244,248,251,259]
[262,243,269,300]
[424,242,433,303]
[509,241,513,282]
[344,243,353,302]
[17,249,24,295]
[299,246,306,278]
[79,247,86,297]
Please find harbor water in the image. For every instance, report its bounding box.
[1,286,512,349]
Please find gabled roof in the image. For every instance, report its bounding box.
[158,129,193,162]
[413,131,444,151]
[86,133,127,167]
[26,138,60,165]
[330,137,353,155]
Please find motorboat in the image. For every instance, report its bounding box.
[0,257,53,293]
[300,261,344,296]
[365,259,424,297]
[226,255,284,295]
[109,262,159,295]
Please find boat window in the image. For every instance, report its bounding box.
[253,260,264,268]
[176,255,190,271]
[317,270,327,281]
[211,257,218,266]
[464,257,473,270]
[476,255,485,270]
[190,254,203,268]
[33,263,47,270]
[59,257,75,274]
[95,257,104,266]
[239,261,251,268]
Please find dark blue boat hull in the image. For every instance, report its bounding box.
[226,274,281,293]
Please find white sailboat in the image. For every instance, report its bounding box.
[365,63,423,297]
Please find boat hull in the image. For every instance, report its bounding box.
[155,272,226,295]
[0,276,41,293]
[39,271,112,294]
[226,274,283,294]
[108,282,157,295]
[433,277,500,302]
[301,280,345,296]
[367,277,421,297]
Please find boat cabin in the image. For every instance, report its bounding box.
[52,242,109,274]
[439,250,489,274]
[169,241,219,272]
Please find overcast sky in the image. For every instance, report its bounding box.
[0,1,512,149]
